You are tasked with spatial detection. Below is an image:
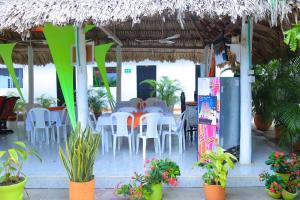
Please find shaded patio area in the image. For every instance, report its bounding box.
[2,121,277,188]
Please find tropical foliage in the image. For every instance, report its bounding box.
[252,59,280,123]
[284,23,300,52]
[0,141,41,186]
[265,151,290,173]
[193,146,237,188]
[259,172,284,193]
[36,94,58,108]
[140,76,182,110]
[87,88,107,117]
[59,124,100,182]
[116,158,181,199]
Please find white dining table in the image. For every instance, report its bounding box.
[25,110,64,132]
[95,112,176,155]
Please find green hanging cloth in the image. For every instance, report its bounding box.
[43,24,77,129]
[0,43,25,101]
[94,43,116,109]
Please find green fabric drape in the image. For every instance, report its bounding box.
[94,43,116,109]
[43,24,76,129]
[0,43,25,101]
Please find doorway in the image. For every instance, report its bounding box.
[136,65,156,100]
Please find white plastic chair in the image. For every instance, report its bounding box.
[145,97,159,107]
[114,101,131,112]
[88,112,97,132]
[136,113,162,160]
[129,98,143,108]
[55,108,69,144]
[110,112,135,157]
[117,107,138,113]
[28,108,54,145]
[143,106,163,113]
[154,100,169,112]
[162,112,186,154]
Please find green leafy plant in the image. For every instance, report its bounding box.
[252,60,280,123]
[0,141,41,186]
[265,151,290,174]
[36,94,58,108]
[144,158,181,186]
[193,146,237,188]
[59,124,100,182]
[272,57,300,151]
[116,159,181,200]
[87,88,107,117]
[259,172,284,194]
[116,172,152,200]
[140,76,182,110]
[284,23,300,52]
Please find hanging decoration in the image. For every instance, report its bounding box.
[0,43,25,101]
[43,24,76,129]
[94,43,116,110]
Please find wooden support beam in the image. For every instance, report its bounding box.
[99,27,123,46]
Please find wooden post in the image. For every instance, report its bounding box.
[28,46,34,105]
[75,26,89,128]
[239,16,253,164]
[116,45,122,103]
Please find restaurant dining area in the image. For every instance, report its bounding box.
[1,2,300,200]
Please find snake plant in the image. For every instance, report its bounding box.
[59,124,100,182]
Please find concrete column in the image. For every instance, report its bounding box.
[28,46,34,105]
[116,45,122,103]
[239,16,253,164]
[75,26,89,128]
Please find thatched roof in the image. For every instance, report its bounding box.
[0,0,298,64]
[0,0,297,34]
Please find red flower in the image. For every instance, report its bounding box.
[162,171,169,180]
[129,188,133,194]
[145,159,151,164]
[137,191,142,198]
[168,178,178,187]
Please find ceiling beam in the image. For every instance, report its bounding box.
[99,27,123,46]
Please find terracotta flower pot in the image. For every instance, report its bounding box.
[282,189,298,200]
[204,183,225,200]
[69,179,95,200]
[254,113,272,131]
[265,188,281,199]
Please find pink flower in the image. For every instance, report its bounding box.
[168,178,178,187]
[145,159,151,164]
[137,191,142,198]
[129,188,133,194]
[162,171,169,180]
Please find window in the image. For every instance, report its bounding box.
[0,68,23,88]
[93,67,116,87]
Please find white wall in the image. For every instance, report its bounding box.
[1,60,196,109]
[0,64,57,104]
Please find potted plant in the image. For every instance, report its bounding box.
[116,172,152,200]
[87,88,107,118]
[282,153,300,200]
[282,173,300,200]
[259,172,284,199]
[0,141,41,200]
[36,94,58,108]
[140,76,182,111]
[252,60,280,131]
[193,146,237,200]
[265,152,291,182]
[59,124,100,200]
[116,158,181,200]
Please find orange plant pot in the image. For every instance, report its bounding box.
[204,183,225,200]
[69,179,95,200]
[254,113,272,131]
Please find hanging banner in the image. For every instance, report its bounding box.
[43,24,76,129]
[198,77,220,159]
[0,43,25,101]
[94,43,116,109]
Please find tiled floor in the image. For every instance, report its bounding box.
[0,121,278,188]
